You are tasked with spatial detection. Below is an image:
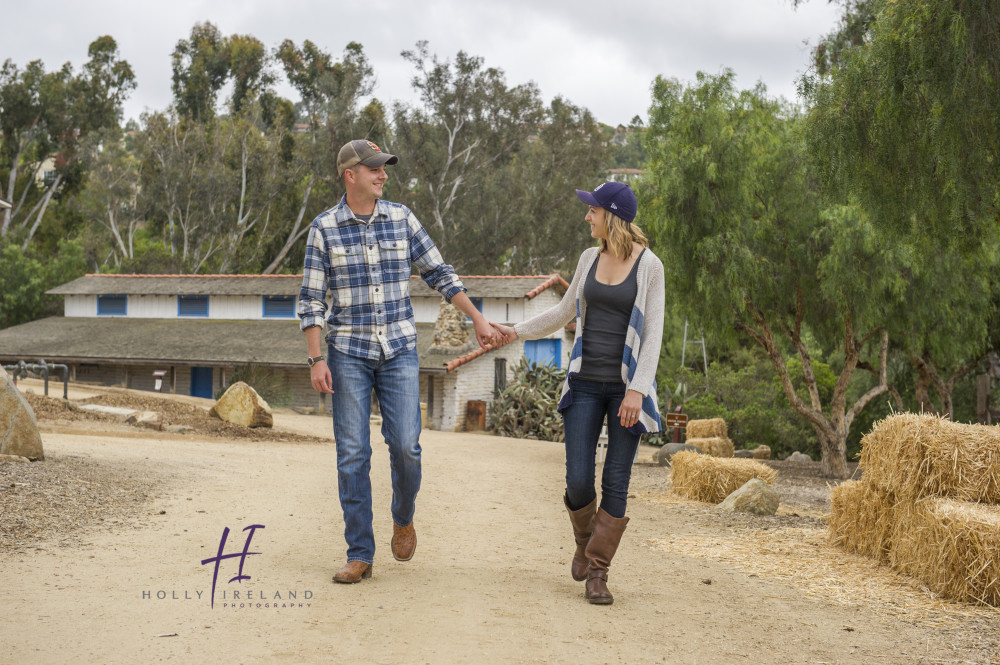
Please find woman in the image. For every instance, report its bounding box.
[492,181,664,605]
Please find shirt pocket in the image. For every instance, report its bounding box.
[328,244,361,286]
[378,237,409,283]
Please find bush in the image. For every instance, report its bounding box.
[490,358,566,441]
[664,349,822,460]
[217,364,294,408]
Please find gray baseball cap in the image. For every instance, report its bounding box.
[337,139,398,177]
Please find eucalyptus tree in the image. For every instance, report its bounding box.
[392,43,612,274]
[0,36,134,251]
[642,71,908,478]
[262,40,381,274]
[391,42,545,257]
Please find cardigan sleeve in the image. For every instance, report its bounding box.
[627,254,665,397]
[512,249,594,341]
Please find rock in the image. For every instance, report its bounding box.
[734,449,755,458]
[429,301,472,350]
[77,404,137,417]
[753,445,771,460]
[717,478,780,515]
[785,451,812,462]
[164,424,193,434]
[126,411,163,431]
[209,382,273,428]
[0,367,44,461]
[0,454,31,463]
[657,442,702,466]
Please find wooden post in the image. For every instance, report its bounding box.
[977,374,990,425]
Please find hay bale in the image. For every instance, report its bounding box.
[890,497,1000,606]
[828,480,900,562]
[687,418,728,439]
[685,436,734,458]
[860,413,1000,503]
[670,451,777,504]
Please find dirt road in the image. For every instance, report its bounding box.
[1,396,998,664]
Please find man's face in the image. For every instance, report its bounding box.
[348,164,388,200]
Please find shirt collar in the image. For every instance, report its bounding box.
[333,195,386,226]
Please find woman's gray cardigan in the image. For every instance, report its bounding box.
[513,246,665,434]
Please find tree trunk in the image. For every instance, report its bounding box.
[815,426,850,478]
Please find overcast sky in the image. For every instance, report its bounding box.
[1,0,843,126]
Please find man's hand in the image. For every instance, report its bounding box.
[490,322,517,344]
[311,362,334,394]
[472,315,499,350]
[617,389,643,428]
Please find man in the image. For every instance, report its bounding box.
[298,139,496,584]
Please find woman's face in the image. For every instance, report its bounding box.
[586,206,608,239]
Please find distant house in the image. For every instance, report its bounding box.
[0,273,571,431]
[606,168,644,183]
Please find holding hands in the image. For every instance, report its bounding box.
[489,322,517,345]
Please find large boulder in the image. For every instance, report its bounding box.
[657,442,702,466]
[717,478,780,515]
[0,367,44,460]
[752,445,772,460]
[209,382,273,428]
[785,451,812,462]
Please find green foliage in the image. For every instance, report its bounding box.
[666,350,822,460]
[392,42,608,275]
[490,358,566,442]
[806,0,1000,246]
[0,241,45,329]
[217,364,293,408]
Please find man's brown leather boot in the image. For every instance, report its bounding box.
[583,508,629,605]
[391,521,416,561]
[333,561,372,584]
[565,496,597,581]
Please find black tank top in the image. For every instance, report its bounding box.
[578,250,643,382]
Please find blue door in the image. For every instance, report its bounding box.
[190,367,214,398]
[524,339,562,368]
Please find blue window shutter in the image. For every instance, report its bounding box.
[263,295,296,318]
[178,295,209,317]
[523,339,561,367]
[97,294,127,316]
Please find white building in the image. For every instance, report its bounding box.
[0,273,572,431]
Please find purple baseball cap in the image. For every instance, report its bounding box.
[575,181,637,223]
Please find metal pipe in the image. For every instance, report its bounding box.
[3,360,70,400]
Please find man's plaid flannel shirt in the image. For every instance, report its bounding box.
[297,196,466,360]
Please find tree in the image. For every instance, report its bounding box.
[804,0,1000,418]
[171,22,230,121]
[224,34,273,115]
[642,71,904,478]
[392,43,609,274]
[392,42,545,247]
[805,0,1000,246]
[262,40,380,275]
[74,127,142,267]
[0,37,134,251]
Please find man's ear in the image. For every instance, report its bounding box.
[343,168,355,186]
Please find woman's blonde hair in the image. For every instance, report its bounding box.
[599,209,649,260]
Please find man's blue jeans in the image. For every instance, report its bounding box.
[328,346,422,564]
[562,376,640,519]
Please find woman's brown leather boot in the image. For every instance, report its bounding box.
[583,508,629,605]
[565,496,597,581]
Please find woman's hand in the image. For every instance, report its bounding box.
[618,389,643,428]
[490,322,517,344]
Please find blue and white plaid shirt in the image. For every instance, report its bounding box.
[298,195,466,360]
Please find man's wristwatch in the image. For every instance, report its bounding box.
[306,355,324,367]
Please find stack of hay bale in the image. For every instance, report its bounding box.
[670,451,777,503]
[830,413,1000,606]
[685,418,734,457]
